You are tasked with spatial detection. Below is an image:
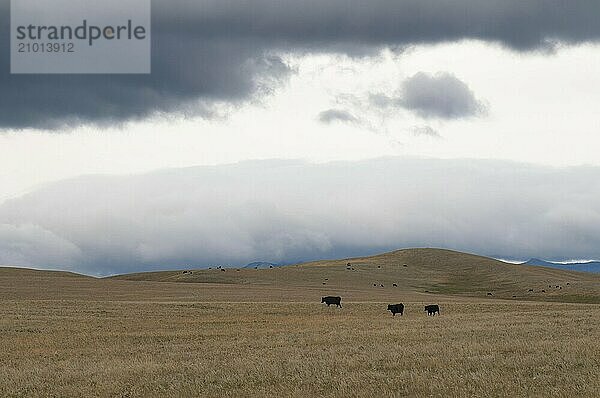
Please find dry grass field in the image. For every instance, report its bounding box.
[1,249,599,397]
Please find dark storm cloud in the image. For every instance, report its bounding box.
[318,109,359,124]
[2,0,600,129]
[1,158,599,276]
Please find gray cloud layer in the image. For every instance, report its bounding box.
[2,0,600,129]
[1,158,599,275]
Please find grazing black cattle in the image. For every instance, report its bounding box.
[425,305,440,316]
[393,283,398,287]
[541,290,546,293]
[374,284,377,287]
[321,296,342,308]
[387,303,404,316]
[380,284,384,287]
[487,292,493,296]
[528,289,534,292]
[567,283,570,285]
[512,295,517,298]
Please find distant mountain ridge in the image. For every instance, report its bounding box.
[523,258,600,274]
[243,262,279,269]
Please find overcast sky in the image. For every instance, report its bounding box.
[1,1,600,274]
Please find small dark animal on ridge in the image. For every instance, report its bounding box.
[487,292,493,296]
[393,283,398,287]
[387,303,404,316]
[425,305,440,316]
[321,296,342,308]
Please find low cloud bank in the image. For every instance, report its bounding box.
[0,158,598,275]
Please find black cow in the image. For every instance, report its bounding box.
[387,303,404,316]
[321,296,342,308]
[393,283,398,287]
[425,304,440,316]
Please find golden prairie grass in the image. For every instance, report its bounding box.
[1,275,599,397]
[2,248,600,398]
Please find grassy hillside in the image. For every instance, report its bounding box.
[0,266,88,279]
[110,248,600,303]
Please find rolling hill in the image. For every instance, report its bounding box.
[110,248,600,303]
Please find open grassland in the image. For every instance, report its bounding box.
[1,249,600,397]
[1,296,599,397]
